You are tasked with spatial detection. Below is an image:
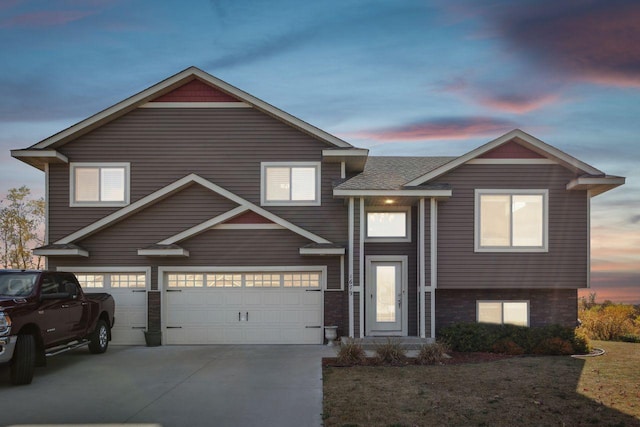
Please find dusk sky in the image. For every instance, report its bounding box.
[1,0,638,303]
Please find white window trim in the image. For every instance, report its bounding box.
[365,206,411,243]
[474,189,548,253]
[477,300,530,327]
[260,162,321,206]
[70,162,130,207]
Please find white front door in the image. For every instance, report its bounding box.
[366,257,407,336]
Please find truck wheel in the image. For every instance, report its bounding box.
[89,319,109,354]
[10,334,36,385]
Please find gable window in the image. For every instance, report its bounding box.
[475,189,547,252]
[477,300,529,327]
[366,207,411,242]
[261,162,320,206]
[70,163,130,207]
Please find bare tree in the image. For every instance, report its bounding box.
[0,186,45,269]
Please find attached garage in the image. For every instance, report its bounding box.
[161,267,325,344]
[65,268,149,345]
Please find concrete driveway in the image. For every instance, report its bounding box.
[0,344,335,427]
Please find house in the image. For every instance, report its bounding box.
[11,67,624,345]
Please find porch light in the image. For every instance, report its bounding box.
[384,199,395,204]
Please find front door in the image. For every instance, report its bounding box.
[366,258,407,336]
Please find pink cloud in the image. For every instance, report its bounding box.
[350,117,515,141]
[0,10,96,28]
[475,93,559,114]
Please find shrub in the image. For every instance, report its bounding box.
[336,338,366,365]
[618,334,640,343]
[374,338,406,365]
[578,303,640,341]
[491,339,525,355]
[439,322,590,355]
[417,342,449,365]
[533,337,574,355]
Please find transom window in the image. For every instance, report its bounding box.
[477,301,529,327]
[475,189,547,252]
[70,163,130,207]
[75,273,146,289]
[261,162,320,206]
[366,208,411,242]
[167,272,321,289]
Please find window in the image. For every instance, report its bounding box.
[166,271,322,289]
[365,208,411,242]
[76,274,105,288]
[477,301,529,326]
[475,189,547,252]
[477,301,529,327]
[70,163,130,207]
[261,162,320,206]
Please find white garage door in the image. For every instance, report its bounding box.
[164,270,323,344]
[74,272,148,345]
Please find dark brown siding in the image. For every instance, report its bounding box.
[50,107,347,244]
[433,164,588,289]
[435,288,578,329]
[364,206,418,336]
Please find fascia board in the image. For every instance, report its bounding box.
[33,248,89,257]
[333,189,452,197]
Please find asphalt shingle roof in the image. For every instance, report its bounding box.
[335,156,456,190]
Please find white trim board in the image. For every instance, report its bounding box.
[55,174,332,245]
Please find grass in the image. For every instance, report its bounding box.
[323,341,640,426]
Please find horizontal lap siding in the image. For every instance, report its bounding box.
[433,164,588,289]
[50,108,346,244]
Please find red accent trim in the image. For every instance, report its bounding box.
[224,211,274,224]
[151,79,241,102]
[479,140,545,159]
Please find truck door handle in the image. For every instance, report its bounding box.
[238,312,241,321]
[61,304,69,308]
[246,312,249,321]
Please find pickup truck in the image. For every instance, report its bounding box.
[0,270,115,385]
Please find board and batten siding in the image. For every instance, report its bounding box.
[48,107,347,244]
[432,164,588,289]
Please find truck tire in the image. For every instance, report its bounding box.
[88,319,109,354]
[10,334,36,385]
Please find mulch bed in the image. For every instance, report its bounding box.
[322,351,516,367]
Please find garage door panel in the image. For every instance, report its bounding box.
[164,270,323,345]
[79,273,148,346]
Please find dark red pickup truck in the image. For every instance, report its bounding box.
[0,270,115,385]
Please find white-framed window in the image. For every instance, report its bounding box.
[166,271,322,289]
[75,274,105,288]
[477,300,529,327]
[365,207,411,242]
[475,189,548,252]
[70,163,130,207]
[261,162,321,206]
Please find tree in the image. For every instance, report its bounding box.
[0,186,45,269]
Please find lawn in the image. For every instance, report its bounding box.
[322,341,640,426]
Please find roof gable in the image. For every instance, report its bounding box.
[150,78,241,103]
[28,66,352,150]
[478,140,545,159]
[405,129,604,186]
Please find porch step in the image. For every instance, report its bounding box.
[340,336,434,350]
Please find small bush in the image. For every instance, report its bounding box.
[417,342,449,365]
[578,303,640,341]
[491,339,525,355]
[618,334,640,343]
[336,338,366,365]
[374,338,406,365]
[533,337,574,355]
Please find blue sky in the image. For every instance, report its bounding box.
[1,0,638,302]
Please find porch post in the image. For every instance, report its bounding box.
[359,198,365,338]
[419,198,426,338]
[430,198,438,339]
[348,197,354,337]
